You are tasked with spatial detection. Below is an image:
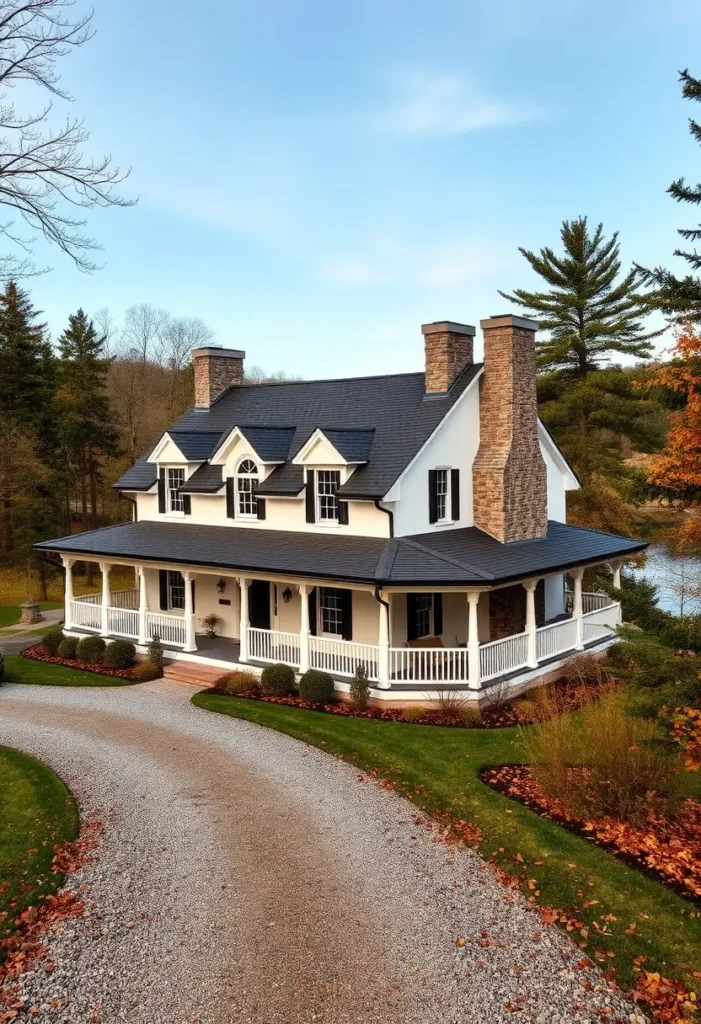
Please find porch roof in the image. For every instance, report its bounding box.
[36,520,647,587]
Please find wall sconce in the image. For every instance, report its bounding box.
[282,587,293,604]
[216,578,227,594]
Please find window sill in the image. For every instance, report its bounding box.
[434,519,456,528]
[164,510,185,519]
[314,520,340,529]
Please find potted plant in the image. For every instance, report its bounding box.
[200,613,223,638]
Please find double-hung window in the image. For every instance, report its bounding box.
[167,570,185,610]
[167,468,185,513]
[319,586,343,636]
[316,470,340,522]
[428,467,460,525]
[236,459,259,518]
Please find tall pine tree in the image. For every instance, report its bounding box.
[0,282,54,433]
[641,70,701,322]
[499,217,664,532]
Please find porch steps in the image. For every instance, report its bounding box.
[162,660,225,688]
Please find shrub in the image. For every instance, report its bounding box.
[298,669,335,704]
[260,662,296,696]
[350,663,371,709]
[218,670,260,696]
[57,636,79,659]
[200,613,222,638]
[426,689,472,725]
[482,676,510,711]
[561,652,609,688]
[76,635,106,664]
[514,697,538,724]
[131,660,160,682]
[147,635,164,670]
[401,705,424,723]
[460,704,482,728]
[42,629,64,655]
[104,639,136,669]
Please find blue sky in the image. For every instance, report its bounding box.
[18,0,701,375]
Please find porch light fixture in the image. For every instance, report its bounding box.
[216,578,226,594]
[282,587,293,604]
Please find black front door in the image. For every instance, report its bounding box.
[249,580,271,630]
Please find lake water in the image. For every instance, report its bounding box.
[629,542,701,616]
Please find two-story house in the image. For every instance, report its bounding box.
[38,314,646,700]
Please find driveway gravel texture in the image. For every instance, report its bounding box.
[0,680,640,1024]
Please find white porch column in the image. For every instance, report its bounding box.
[523,578,539,668]
[62,557,75,630]
[612,560,623,590]
[467,591,481,690]
[239,577,250,663]
[298,583,310,673]
[137,567,148,645]
[572,568,584,650]
[182,571,196,652]
[100,562,111,636]
[377,591,390,690]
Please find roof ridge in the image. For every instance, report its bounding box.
[398,536,495,580]
[375,538,400,580]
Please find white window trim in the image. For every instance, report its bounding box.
[434,466,454,526]
[315,469,341,527]
[235,457,259,520]
[165,466,186,518]
[167,570,186,612]
[318,586,344,639]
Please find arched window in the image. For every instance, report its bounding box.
[236,458,259,517]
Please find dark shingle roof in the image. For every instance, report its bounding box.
[234,426,296,462]
[165,365,482,499]
[113,456,157,492]
[255,464,304,496]
[179,463,223,493]
[322,428,374,463]
[37,520,646,587]
[167,431,224,461]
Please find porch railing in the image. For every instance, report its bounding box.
[70,598,101,630]
[309,636,379,681]
[582,591,613,613]
[536,618,578,661]
[389,646,469,684]
[582,603,621,644]
[480,631,529,682]
[107,607,138,639]
[248,626,300,667]
[146,611,186,647]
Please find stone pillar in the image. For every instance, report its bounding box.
[298,582,310,673]
[523,578,539,668]
[62,557,75,630]
[239,577,250,663]
[377,592,390,690]
[182,571,196,652]
[20,601,42,625]
[100,562,111,637]
[572,568,584,650]
[467,591,481,690]
[137,567,149,645]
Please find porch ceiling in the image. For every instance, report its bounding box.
[37,520,647,588]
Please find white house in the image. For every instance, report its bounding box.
[37,314,646,700]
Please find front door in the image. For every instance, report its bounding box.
[249,580,271,631]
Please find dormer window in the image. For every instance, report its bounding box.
[317,470,340,522]
[236,459,259,518]
[167,468,185,513]
[428,467,460,525]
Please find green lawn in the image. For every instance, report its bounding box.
[0,746,79,960]
[0,602,62,628]
[3,654,133,687]
[193,692,701,995]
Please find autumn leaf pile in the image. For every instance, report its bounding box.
[667,707,701,773]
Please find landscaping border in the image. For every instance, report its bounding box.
[21,644,142,683]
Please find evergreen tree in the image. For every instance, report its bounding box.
[499,219,664,526]
[0,282,53,432]
[640,70,701,322]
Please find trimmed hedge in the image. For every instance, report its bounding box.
[104,639,136,669]
[76,635,106,665]
[57,636,79,660]
[298,669,335,704]
[260,662,296,697]
[42,630,64,656]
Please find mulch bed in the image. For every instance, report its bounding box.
[481,764,701,903]
[21,644,137,682]
[209,674,605,729]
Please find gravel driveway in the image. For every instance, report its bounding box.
[0,681,638,1024]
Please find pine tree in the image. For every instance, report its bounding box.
[640,70,701,322]
[0,282,53,432]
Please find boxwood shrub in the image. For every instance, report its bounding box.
[76,635,106,664]
[42,629,64,656]
[260,662,296,696]
[57,636,79,660]
[298,669,335,704]
[104,639,137,669]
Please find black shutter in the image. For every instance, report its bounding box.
[433,593,443,637]
[406,593,419,642]
[428,469,438,524]
[159,569,168,610]
[183,493,191,515]
[308,587,317,635]
[256,498,267,520]
[158,468,166,513]
[305,471,316,523]
[340,589,353,641]
[337,500,349,525]
[450,469,460,522]
[191,579,195,613]
[226,477,235,519]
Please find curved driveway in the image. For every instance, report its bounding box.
[0,681,634,1024]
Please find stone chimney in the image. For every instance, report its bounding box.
[422,321,476,394]
[193,347,245,409]
[472,315,547,543]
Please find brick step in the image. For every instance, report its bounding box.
[162,660,227,687]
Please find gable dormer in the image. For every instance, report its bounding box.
[292,428,374,527]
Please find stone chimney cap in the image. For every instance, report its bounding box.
[192,346,246,360]
[421,321,476,337]
[480,315,539,332]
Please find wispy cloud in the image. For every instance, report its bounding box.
[376,71,545,136]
